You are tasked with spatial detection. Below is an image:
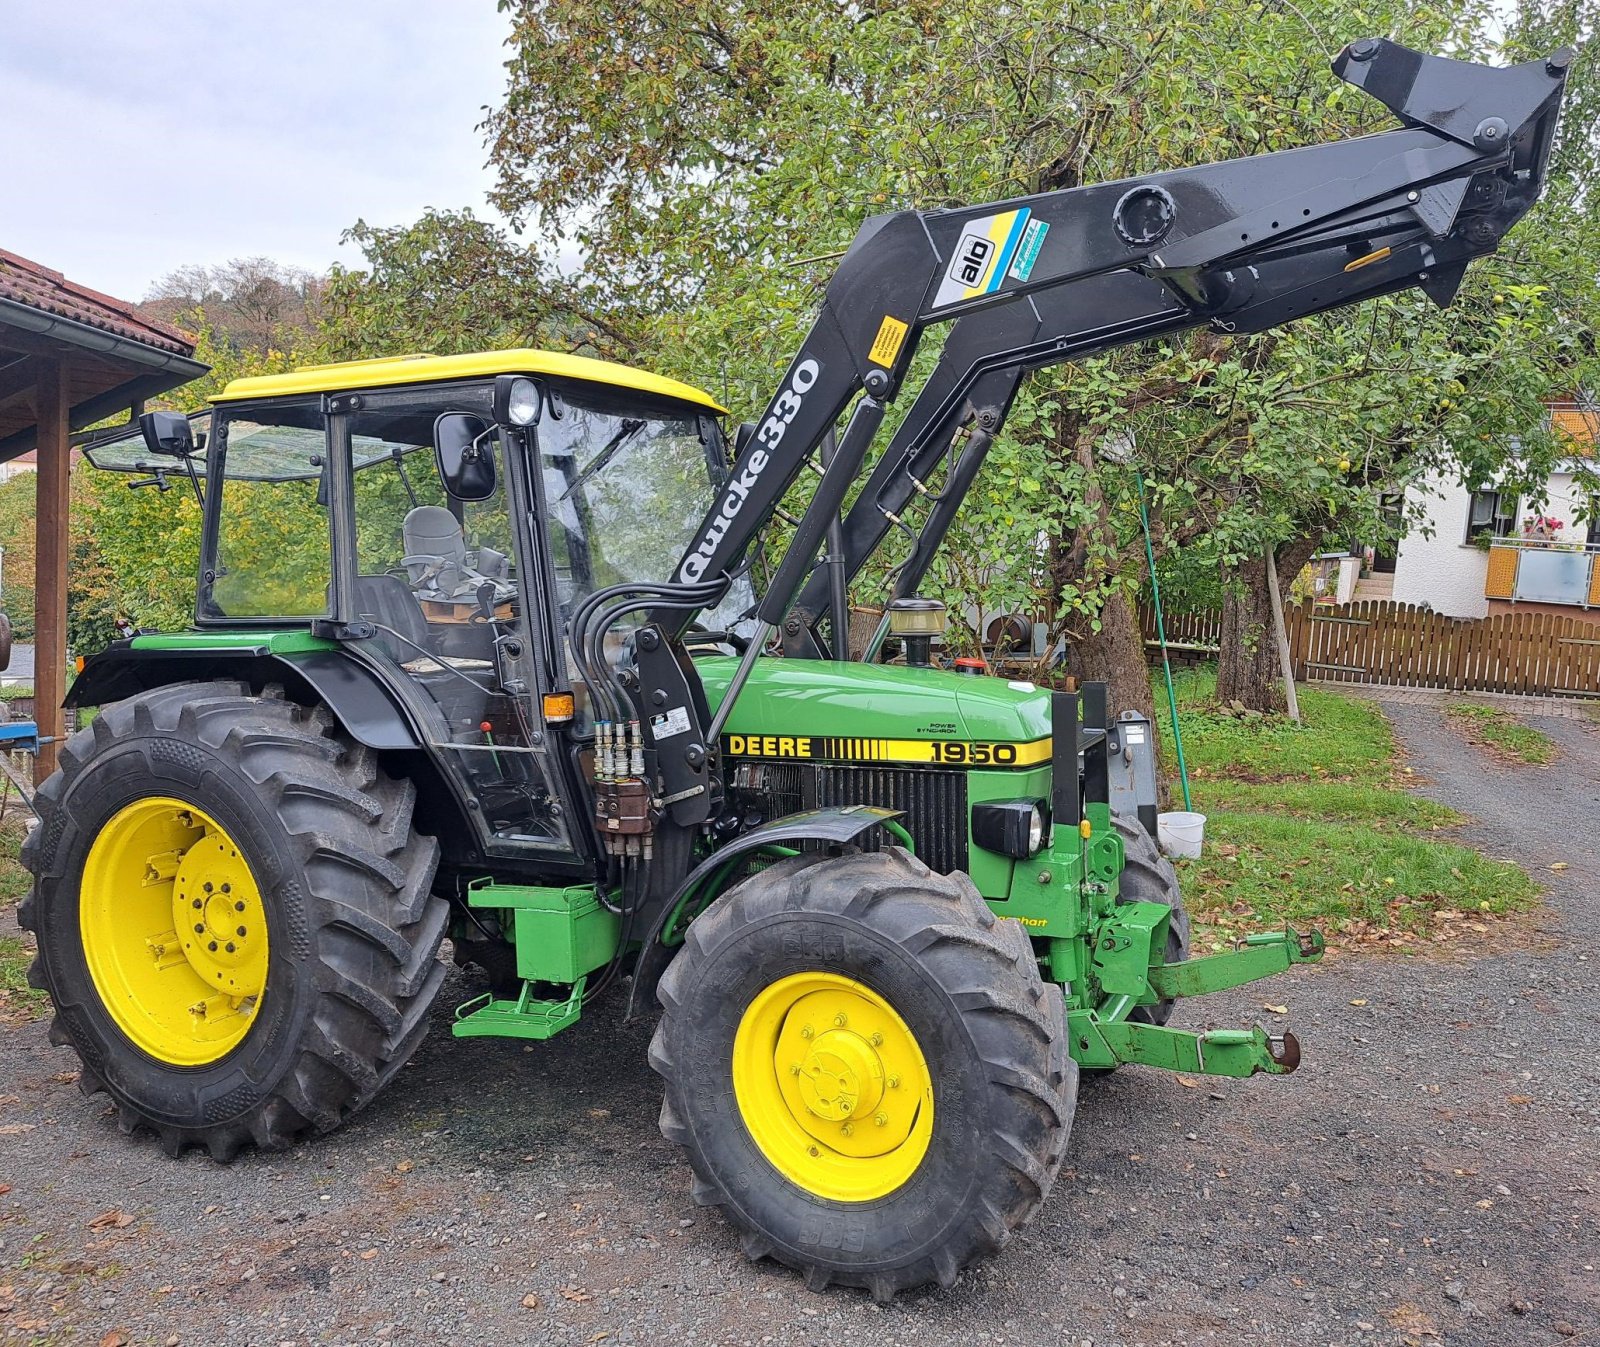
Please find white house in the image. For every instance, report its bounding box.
[1390,404,1599,621]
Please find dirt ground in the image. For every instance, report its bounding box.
[0,699,1595,1347]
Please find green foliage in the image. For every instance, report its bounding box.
[1444,702,1558,764]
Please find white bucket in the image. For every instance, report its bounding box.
[1157,811,1207,860]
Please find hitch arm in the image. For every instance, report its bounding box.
[1148,926,1326,1001]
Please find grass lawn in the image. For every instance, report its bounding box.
[1154,666,1538,945]
[1444,702,1556,765]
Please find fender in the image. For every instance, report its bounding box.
[624,805,904,1021]
[66,642,423,752]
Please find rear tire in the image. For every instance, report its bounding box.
[650,846,1076,1300]
[19,681,446,1159]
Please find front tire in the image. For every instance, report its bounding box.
[19,681,447,1159]
[650,847,1076,1300]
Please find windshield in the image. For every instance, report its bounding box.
[540,386,753,630]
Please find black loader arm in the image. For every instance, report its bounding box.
[671,39,1568,638]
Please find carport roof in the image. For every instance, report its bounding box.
[0,249,208,462]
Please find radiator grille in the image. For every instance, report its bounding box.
[728,761,969,874]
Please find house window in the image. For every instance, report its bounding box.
[1466,487,1517,542]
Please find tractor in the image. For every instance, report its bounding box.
[23,41,1566,1299]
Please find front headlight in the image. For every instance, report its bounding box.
[972,800,1050,859]
[505,377,541,426]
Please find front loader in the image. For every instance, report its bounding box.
[24,41,1566,1298]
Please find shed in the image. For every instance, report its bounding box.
[0,250,207,778]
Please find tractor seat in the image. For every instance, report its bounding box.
[352,574,433,662]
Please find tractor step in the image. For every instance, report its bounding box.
[451,978,586,1041]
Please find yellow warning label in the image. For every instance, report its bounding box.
[868,314,910,368]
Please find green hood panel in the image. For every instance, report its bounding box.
[695,656,1052,745]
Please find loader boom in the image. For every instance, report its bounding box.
[672,39,1567,649]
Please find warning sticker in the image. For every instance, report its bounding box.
[868,314,909,368]
[651,706,692,740]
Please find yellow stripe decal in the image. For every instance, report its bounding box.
[724,734,1051,768]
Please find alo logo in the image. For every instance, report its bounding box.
[948,231,995,288]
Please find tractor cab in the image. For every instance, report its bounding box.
[84,350,746,863]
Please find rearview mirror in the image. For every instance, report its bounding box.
[432,413,498,501]
[139,411,195,458]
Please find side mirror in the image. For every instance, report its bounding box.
[139,411,195,458]
[432,413,498,501]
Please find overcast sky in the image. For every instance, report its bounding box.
[1,2,514,302]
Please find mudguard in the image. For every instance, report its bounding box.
[65,643,423,752]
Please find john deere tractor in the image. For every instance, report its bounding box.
[24,42,1565,1298]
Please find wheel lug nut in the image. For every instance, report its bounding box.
[225,943,236,953]
[789,1064,801,1077]
[192,899,202,910]
[234,901,245,912]
[875,1113,888,1127]
[841,1123,853,1137]
[888,1076,900,1089]
[208,941,218,952]
[194,924,205,934]
[203,882,213,893]
[833,1013,847,1027]
[237,926,247,937]
[870,1032,883,1046]
[799,1026,813,1040]
[222,883,231,893]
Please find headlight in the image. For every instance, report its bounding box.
[972,800,1050,859]
[505,377,541,426]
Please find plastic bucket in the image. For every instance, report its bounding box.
[1156,811,1207,860]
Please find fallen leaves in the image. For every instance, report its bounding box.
[394,1159,413,1174]
[1262,1003,1288,1015]
[559,1286,593,1303]
[0,1125,35,1136]
[1550,861,1569,871]
[1175,1076,1198,1089]
[1383,1303,1440,1338]
[87,1209,135,1231]
[1350,998,1369,1006]
[98,1332,128,1347]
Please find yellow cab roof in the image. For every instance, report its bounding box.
[210,349,726,414]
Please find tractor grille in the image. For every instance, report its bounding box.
[728,760,969,874]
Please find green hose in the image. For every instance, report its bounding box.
[1136,471,1192,811]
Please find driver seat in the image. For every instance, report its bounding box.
[402,505,511,601]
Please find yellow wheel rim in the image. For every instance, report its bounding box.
[732,972,934,1203]
[80,797,269,1066]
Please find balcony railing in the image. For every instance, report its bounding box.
[1485,538,1600,607]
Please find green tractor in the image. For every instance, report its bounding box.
[23,42,1565,1298]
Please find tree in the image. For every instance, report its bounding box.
[142,258,323,352]
[480,0,1587,721]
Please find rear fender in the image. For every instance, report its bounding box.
[67,644,422,751]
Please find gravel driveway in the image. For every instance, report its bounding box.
[1,700,1595,1347]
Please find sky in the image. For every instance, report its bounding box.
[1,1,514,302]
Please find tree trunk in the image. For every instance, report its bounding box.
[1063,587,1157,727]
[1217,537,1319,711]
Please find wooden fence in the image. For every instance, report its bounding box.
[1140,599,1600,698]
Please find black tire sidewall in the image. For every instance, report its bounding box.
[34,733,320,1128]
[668,908,995,1270]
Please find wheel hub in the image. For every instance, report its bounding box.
[80,797,269,1066]
[734,972,934,1201]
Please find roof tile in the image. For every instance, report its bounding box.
[0,248,196,356]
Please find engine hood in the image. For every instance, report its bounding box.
[694,656,1052,747]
